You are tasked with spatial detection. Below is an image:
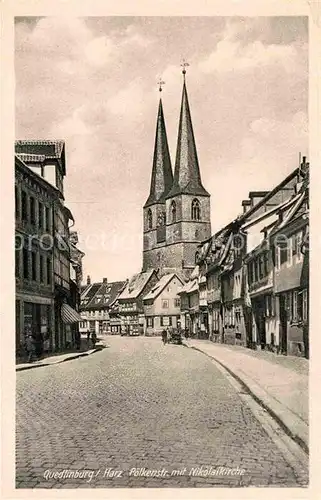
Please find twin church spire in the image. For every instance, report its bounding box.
[145,65,209,208]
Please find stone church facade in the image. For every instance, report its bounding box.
[142,75,211,279]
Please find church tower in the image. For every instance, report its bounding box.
[142,82,173,273]
[164,65,211,277]
[142,67,211,278]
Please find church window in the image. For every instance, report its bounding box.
[191,199,201,220]
[171,201,177,223]
[147,209,152,230]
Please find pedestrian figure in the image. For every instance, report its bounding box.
[161,329,167,345]
[86,330,90,346]
[75,330,81,350]
[25,334,36,363]
[91,331,97,348]
[185,329,189,340]
[166,327,171,343]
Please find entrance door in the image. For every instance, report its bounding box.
[279,294,287,354]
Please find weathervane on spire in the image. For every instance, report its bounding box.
[181,59,190,80]
[157,78,165,92]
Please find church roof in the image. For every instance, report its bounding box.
[167,80,209,199]
[144,99,173,207]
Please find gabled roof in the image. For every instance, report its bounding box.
[143,273,183,301]
[15,140,66,175]
[118,270,156,301]
[15,154,63,198]
[178,278,198,295]
[144,99,173,207]
[86,281,126,309]
[80,282,102,308]
[166,80,209,199]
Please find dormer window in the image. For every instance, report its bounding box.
[171,201,177,223]
[147,209,153,230]
[191,199,201,221]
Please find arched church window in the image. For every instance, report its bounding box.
[191,199,201,221]
[147,209,153,230]
[171,201,177,223]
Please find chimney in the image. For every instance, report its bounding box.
[103,278,108,284]
[242,200,251,214]
[87,275,91,285]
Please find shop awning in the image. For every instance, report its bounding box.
[61,303,82,324]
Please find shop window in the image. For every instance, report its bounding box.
[23,248,29,279]
[160,316,172,327]
[21,191,28,221]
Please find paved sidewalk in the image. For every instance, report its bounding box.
[16,344,105,372]
[185,339,309,453]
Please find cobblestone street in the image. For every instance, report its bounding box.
[16,337,308,488]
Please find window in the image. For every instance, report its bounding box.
[40,255,44,283]
[146,317,154,328]
[39,202,44,230]
[174,298,180,308]
[23,248,29,279]
[22,191,28,221]
[160,316,172,327]
[171,201,176,223]
[46,258,52,285]
[30,197,36,225]
[191,199,201,221]
[248,262,253,285]
[302,289,308,321]
[253,259,258,282]
[263,252,269,276]
[147,209,152,230]
[292,291,298,321]
[280,246,288,266]
[287,237,293,266]
[45,206,51,232]
[258,255,264,280]
[162,299,169,309]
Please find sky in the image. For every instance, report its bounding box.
[15,16,308,283]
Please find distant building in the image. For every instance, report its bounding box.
[143,273,184,335]
[115,270,158,335]
[15,140,83,356]
[79,277,127,335]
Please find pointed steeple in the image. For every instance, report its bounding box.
[144,96,173,208]
[167,70,209,198]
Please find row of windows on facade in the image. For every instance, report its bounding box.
[15,247,52,285]
[15,186,52,232]
[81,310,109,317]
[248,230,304,285]
[147,199,201,230]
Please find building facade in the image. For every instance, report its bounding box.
[15,140,83,357]
[143,273,183,335]
[79,277,127,335]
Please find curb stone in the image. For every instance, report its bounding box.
[186,343,309,455]
[16,346,105,372]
